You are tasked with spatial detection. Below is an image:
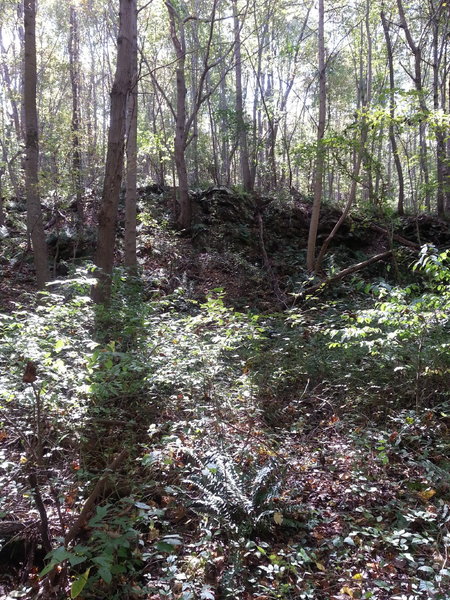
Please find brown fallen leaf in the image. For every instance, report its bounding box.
[23,361,37,383]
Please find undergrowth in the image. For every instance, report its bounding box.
[0,246,449,599]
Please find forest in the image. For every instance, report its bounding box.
[0,0,449,598]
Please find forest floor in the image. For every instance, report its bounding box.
[0,190,449,600]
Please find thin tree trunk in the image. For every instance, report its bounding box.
[92,0,133,304]
[219,65,230,184]
[166,1,190,230]
[124,0,138,269]
[315,122,368,272]
[396,0,430,211]
[432,13,446,217]
[233,0,252,192]
[0,164,5,226]
[0,22,23,198]
[23,0,49,289]
[364,0,374,205]
[381,10,405,215]
[69,5,84,229]
[446,50,450,213]
[306,0,326,272]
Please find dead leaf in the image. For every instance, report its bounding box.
[273,512,283,525]
[22,361,37,383]
[417,488,436,502]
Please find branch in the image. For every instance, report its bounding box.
[64,449,128,546]
[137,0,153,14]
[301,251,393,298]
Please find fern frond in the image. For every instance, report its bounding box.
[181,445,284,533]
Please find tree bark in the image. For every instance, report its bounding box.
[233,0,253,192]
[166,1,190,230]
[381,9,405,216]
[396,0,430,211]
[124,0,138,269]
[432,10,446,217]
[69,5,84,229]
[306,0,326,272]
[92,0,133,304]
[24,0,49,289]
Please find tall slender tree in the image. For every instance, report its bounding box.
[23,0,49,289]
[396,0,431,211]
[233,0,253,192]
[381,7,405,216]
[306,0,326,272]
[69,3,84,229]
[92,0,134,304]
[124,0,138,270]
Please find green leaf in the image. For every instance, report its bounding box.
[92,555,112,568]
[88,504,110,526]
[39,561,57,577]
[98,566,112,584]
[71,567,91,598]
[40,545,74,575]
[68,555,87,567]
[54,339,65,353]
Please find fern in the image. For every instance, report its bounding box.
[182,447,281,534]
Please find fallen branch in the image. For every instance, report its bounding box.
[368,223,420,250]
[29,471,52,553]
[64,449,128,546]
[300,250,393,297]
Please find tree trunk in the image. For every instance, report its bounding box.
[124,0,138,269]
[432,13,446,217]
[69,5,84,229]
[396,0,430,211]
[306,0,326,272]
[0,25,22,141]
[381,9,405,216]
[219,65,230,184]
[315,121,368,272]
[92,0,133,304]
[166,2,190,230]
[0,20,24,199]
[233,0,252,192]
[0,168,5,227]
[23,0,49,289]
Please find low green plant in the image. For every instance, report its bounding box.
[41,499,150,599]
[325,245,450,407]
[182,448,281,535]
